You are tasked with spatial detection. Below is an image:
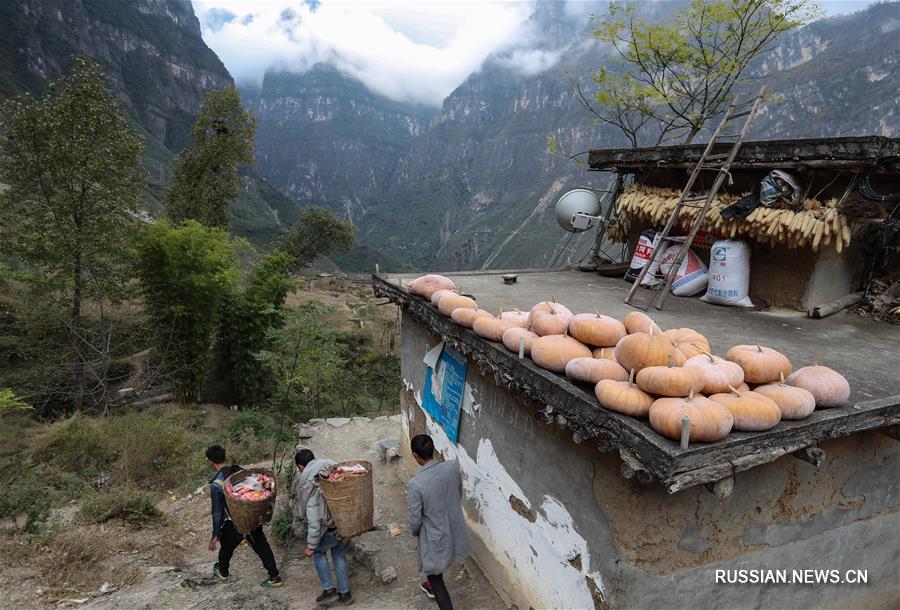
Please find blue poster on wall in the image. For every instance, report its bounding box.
[422,344,468,443]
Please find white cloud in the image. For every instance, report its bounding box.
[192,0,548,106]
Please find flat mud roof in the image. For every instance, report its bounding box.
[373,270,900,492]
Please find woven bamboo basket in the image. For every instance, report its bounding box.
[223,468,276,534]
[319,461,374,539]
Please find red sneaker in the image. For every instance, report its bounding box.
[419,580,436,599]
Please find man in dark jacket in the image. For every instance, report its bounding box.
[408,435,471,610]
[207,445,281,587]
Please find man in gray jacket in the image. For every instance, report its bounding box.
[408,434,471,610]
[295,449,352,606]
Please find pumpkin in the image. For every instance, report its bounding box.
[473,315,528,342]
[430,289,456,306]
[725,344,792,384]
[595,369,654,417]
[708,387,781,432]
[408,274,456,299]
[502,327,539,356]
[754,373,816,420]
[499,309,529,325]
[565,357,628,384]
[569,313,627,347]
[663,328,711,365]
[437,293,477,317]
[529,301,575,337]
[649,392,734,442]
[592,347,618,362]
[450,307,493,329]
[636,359,703,397]
[624,311,661,334]
[683,353,745,394]
[785,365,850,408]
[614,328,677,373]
[530,335,592,373]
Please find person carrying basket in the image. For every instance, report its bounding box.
[206,445,282,588]
[295,448,354,606]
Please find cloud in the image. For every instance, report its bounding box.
[192,1,559,106]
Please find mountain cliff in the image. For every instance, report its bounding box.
[0,0,299,243]
[246,1,899,271]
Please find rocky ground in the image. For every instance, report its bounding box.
[66,416,504,610]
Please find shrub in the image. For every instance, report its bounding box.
[0,479,52,532]
[33,414,117,474]
[78,486,162,526]
[135,220,235,404]
[227,409,291,444]
[104,414,189,489]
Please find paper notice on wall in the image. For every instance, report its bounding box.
[422,344,467,443]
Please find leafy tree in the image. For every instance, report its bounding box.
[135,220,235,404]
[280,206,355,269]
[164,86,256,228]
[585,0,819,145]
[0,56,144,317]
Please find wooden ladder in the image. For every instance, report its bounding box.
[624,85,768,311]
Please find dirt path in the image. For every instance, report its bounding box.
[82,416,505,610]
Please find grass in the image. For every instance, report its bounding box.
[78,486,162,526]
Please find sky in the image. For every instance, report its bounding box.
[192,0,881,107]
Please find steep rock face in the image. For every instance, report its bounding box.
[247,66,435,222]
[0,0,231,151]
[0,0,301,244]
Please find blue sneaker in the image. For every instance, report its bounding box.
[213,563,229,582]
[261,576,283,588]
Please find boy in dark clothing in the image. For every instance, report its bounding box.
[206,445,282,588]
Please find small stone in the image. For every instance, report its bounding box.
[379,566,398,584]
[194,485,206,496]
[99,582,111,594]
[326,417,352,428]
[377,439,401,463]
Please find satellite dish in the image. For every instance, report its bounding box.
[555,189,602,233]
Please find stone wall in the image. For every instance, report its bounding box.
[399,312,900,609]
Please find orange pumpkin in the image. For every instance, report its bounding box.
[592,347,617,362]
[499,309,529,325]
[754,373,815,420]
[502,327,539,356]
[663,328,711,365]
[785,365,850,408]
[614,328,677,373]
[430,289,457,306]
[565,357,628,384]
[636,359,703,397]
[529,301,575,337]
[437,293,477,317]
[530,335,592,373]
[649,392,734,442]
[683,353,745,394]
[708,387,781,432]
[473,315,527,342]
[624,311,661,334]
[595,369,654,417]
[450,307,493,329]
[408,274,455,299]
[725,344,792,384]
[569,313,627,347]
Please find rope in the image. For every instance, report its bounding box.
[859,156,900,203]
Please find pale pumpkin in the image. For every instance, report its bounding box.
[502,327,539,356]
[663,328,711,365]
[614,328,677,373]
[473,315,528,342]
[529,301,575,337]
[708,387,781,432]
[754,373,815,420]
[569,313,627,347]
[725,344,792,384]
[636,359,703,397]
[437,293,477,317]
[430,289,456,306]
[450,307,493,329]
[530,335,592,373]
[785,365,850,408]
[595,369,654,417]
[499,309,529,325]
[624,311,661,334]
[565,357,628,384]
[409,274,455,299]
[649,392,734,442]
[592,347,617,362]
[683,353,745,394]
